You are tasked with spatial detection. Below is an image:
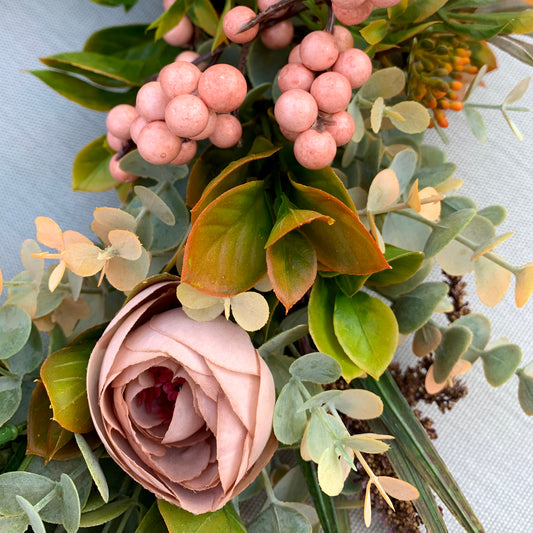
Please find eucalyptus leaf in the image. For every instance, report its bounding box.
[5,323,44,377]
[481,343,522,387]
[464,106,487,142]
[79,498,131,527]
[75,433,109,503]
[317,446,345,497]
[120,149,189,183]
[518,364,533,416]
[274,380,308,444]
[273,467,310,504]
[134,185,176,226]
[60,474,81,533]
[0,472,57,516]
[477,205,507,226]
[389,148,417,193]
[0,376,22,426]
[290,352,342,384]
[453,314,491,363]
[360,67,405,100]
[259,324,309,358]
[0,515,29,533]
[0,305,32,359]
[392,282,449,334]
[15,496,45,533]
[433,326,473,384]
[248,503,311,533]
[299,390,342,412]
[306,410,347,464]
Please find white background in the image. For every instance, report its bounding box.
[1,1,532,531]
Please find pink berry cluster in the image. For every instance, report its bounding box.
[105,60,247,182]
[332,0,402,26]
[223,0,296,51]
[274,28,372,169]
[161,0,194,47]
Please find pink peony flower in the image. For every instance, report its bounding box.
[87,280,277,514]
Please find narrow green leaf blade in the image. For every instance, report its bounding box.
[74,434,109,503]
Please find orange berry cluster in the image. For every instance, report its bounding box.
[407,37,479,128]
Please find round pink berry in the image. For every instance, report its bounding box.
[274,89,318,133]
[171,140,197,165]
[300,31,339,72]
[332,0,373,25]
[163,15,194,47]
[209,114,243,149]
[107,132,124,152]
[325,111,355,146]
[332,48,373,89]
[294,129,337,170]
[106,104,138,140]
[109,154,137,183]
[158,61,202,100]
[310,72,352,114]
[198,64,248,113]
[165,94,210,138]
[136,81,168,122]
[260,20,294,50]
[137,121,182,165]
[288,45,302,64]
[258,0,288,15]
[129,116,148,145]
[190,110,218,141]
[223,6,259,44]
[277,63,315,93]
[175,50,200,63]
[332,25,354,52]
[372,0,402,7]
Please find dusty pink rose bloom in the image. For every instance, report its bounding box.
[87,281,277,514]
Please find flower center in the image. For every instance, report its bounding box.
[137,367,185,424]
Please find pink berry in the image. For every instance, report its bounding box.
[137,121,182,165]
[332,48,373,88]
[175,50,200,63]
[274,89,318,133]
[190,110,217,140]
[310,72,352,114]
[163,0,175,9]
[294,129,337,170]
[325,111,355,146]
[163,15,194,47]
[107,132,124,152]
[332,25,354,52]
[109,154,137,183]
[260,20,294,50]
[280,127,299,141]
[288,45,302,64]
[171,140,197,165]
[223,6,259,44]
[136,81,168,122]
[106,104,138,140]
[258,0,288,15]
[165,94,210,138]
[198,64,248,113]
[158,61,202,99]
[209,114,242,148]
[277,63,315,93]
[300,31,339,72]
[332,0,373,25]
[372,0,402,7]
[130,116,148,144]
[333,0,368,8]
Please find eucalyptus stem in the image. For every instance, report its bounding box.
[162,222,191,273]
[358,194,444,216]
[396,209,518,274]
[261,469,279,504]
[464,103,529,112]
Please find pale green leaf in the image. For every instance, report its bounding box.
[332,389,383,420]
[289,352,343,384]
[15,496,45,533]
[424,208,476,258]
[60,474,81,533]
[74,433,109,503]
[481,343,522,387]
[433,326,473,383]
[386,101,430,134]
[503,76,530,106]
[360,67,405,100]
[273,380,307,444]
[318,447,345,496]
[0,305,32,360]
[134,185,176,226]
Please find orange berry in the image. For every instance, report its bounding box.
[450,101,464,111]
[450,81,463,91]
[447,91,459,101]
[437,99,450,110]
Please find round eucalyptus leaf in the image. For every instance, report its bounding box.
[248,503,311,533]
[0,472,57,516]
[0,376,23,426]
[273,380,307,445]
[433,326,473,384]
[0,305,32,360]
[481,343,522,387]
[453,314,491,363]
[518,363,533,415]
[290,352,342,384]
[318,446,345,497]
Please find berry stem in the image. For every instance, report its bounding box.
[325,1,335,33]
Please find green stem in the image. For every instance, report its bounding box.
[396,210,518,274]
[17,455,34,472]
[135,181,168,224]
[261,469,279,504]
[464,103,529,112]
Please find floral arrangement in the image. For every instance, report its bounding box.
[1,1,532,532]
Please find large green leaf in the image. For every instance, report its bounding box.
[187,0,219,37]
[135,503,168,533]
[291,181,389,276]
[40,336,95,434]
[391,0,447,23]
[367,245,424,287]
[29,70,136,111]
[392,282,449,334]
[182,181,272,296]
[72,136,116,192]
[158,500,246,533]
[433,326,473,383]
[308,277,363,382]
[356,373,485,533]
[267,231,317,312]
[333,292,398,380]
[247,39,290,91]
[0,305,32,360]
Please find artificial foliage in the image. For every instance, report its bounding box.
[1,0,533,532]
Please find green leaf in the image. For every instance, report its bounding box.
[357,373,485,533]
[134,185,176,226]
[120,149,189,183]
[478,205,507,226]
[423,208,476,258]
[453,313,491,363]
[414,162,457,189]
[360,19,389,45]
[0,376,22,426]
[41,341,93,433]
[0,472,56,516]
[79,498,131,527]
[481,343,522,387]
[392,0,447,24]
[212,0,231,50]
[60,474,81,533]
[386,101,431,134]
[72,136,116,192]
[267,231,317,311]
[29,70,136,111]
[75,433,109,503]
[40,52,146,85]
[258,324,309,358]
[248,503,311,533]
[333,292,398,379]
[360,67,406,100]
[433,326,473,383]
[389,148,417,193]
[182,181,272,296]
[464,106,487,142]
[15,496,45,533]
[84,24,153,55]
[306,410,347,464]
[378,258,433,299]
[0,305,32,360]
[148,0,195,39]
[135,503,168,533]
[392,282,449,334]
[335,274,368,297]
[274,380,308,444]
[187,0,219,37]
[5,323,43,376]
[317,447,345,497]
[309,277,364,382]
[290,352,343,384]
[0,515,29,533]
[247,38,290,91]
[367,245,424,287]
[291,181,389,276]
[158,500,246,533]
[518,363,533,415]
